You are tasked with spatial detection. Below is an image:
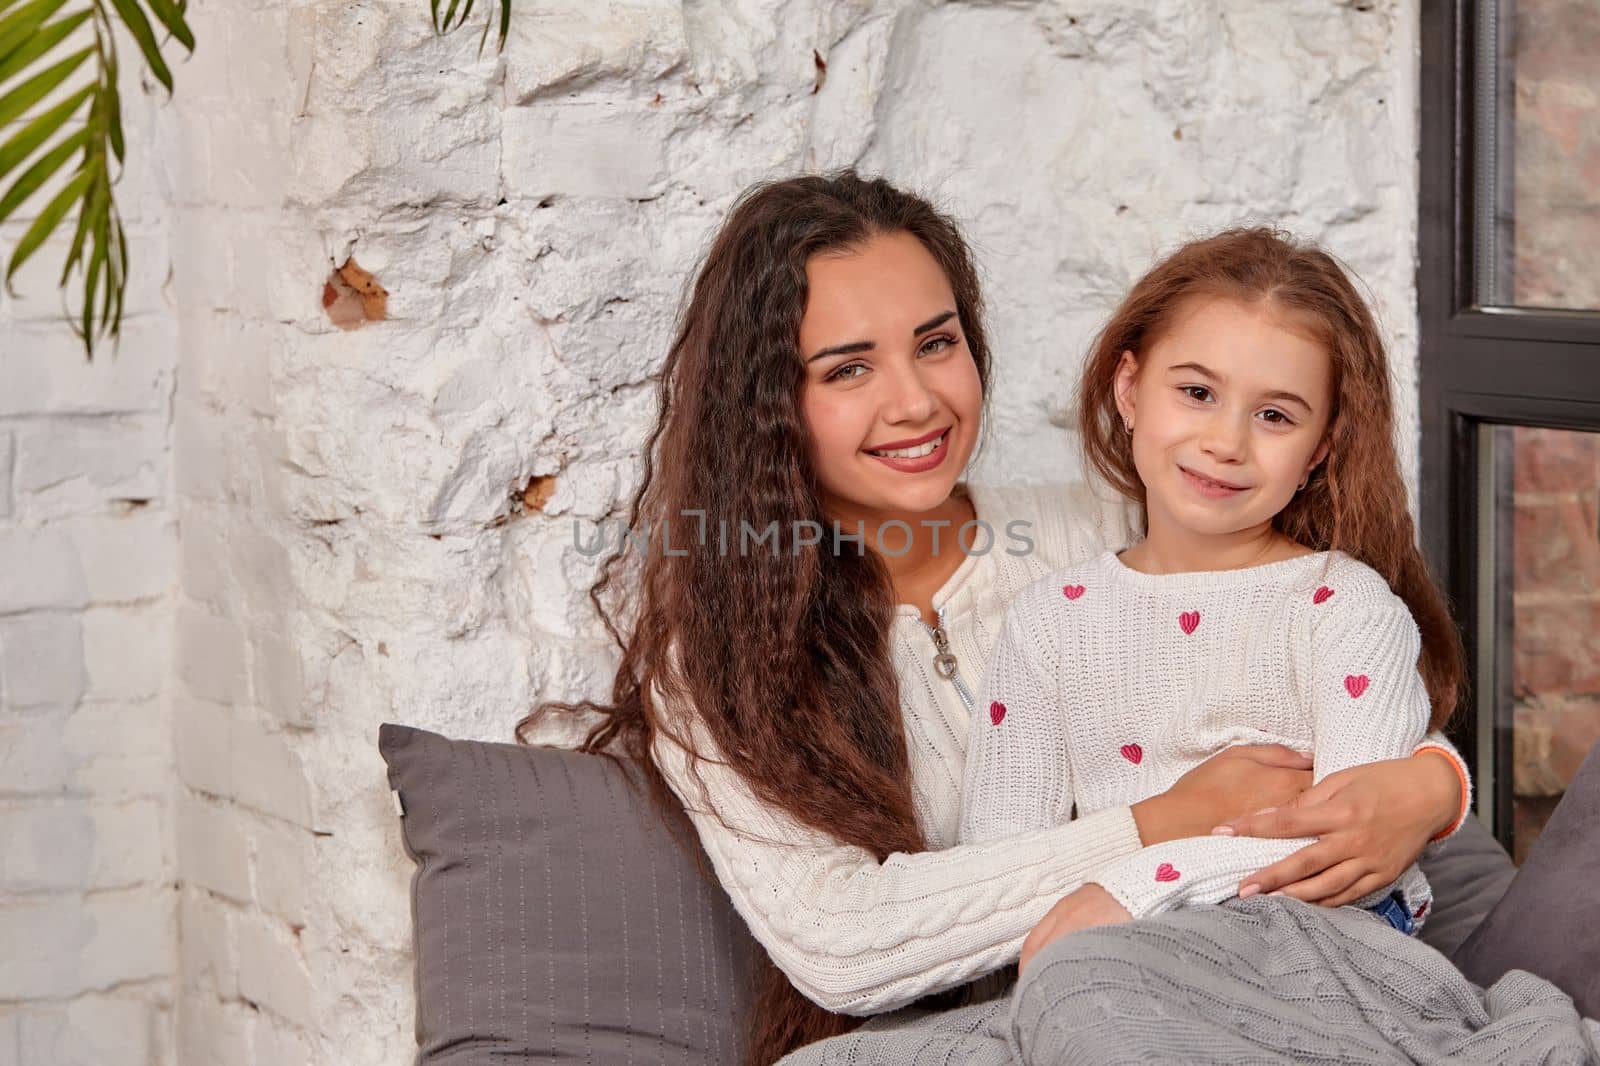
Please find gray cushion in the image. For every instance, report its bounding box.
[1416,814,1518,959]
[379,724,759,1064]
[380,722,1527,1063]
[1452,740,1599,1018]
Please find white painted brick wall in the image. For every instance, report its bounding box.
[14,995,168,1066]
[0,23,179,1062]
[0,432,12,520]
[265,3,1423,1062]
[3,1,1429,1062]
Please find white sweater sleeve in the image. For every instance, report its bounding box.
[959,588,1075,844]
[1091,574,1434,918]
[649,702,1142,1016]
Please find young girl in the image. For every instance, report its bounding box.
[960,227,1467,960]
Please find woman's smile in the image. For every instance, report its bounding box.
[865,428,951,471]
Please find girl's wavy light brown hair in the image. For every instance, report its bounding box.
[518,171,992,1064]
[1079,226,1462,730]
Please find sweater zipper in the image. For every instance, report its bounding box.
[922,607,975,714]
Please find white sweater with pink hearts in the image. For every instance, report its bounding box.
[959,548,1435,924]
[645,483,1468,1017]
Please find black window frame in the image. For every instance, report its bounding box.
[1419,0,1600,849]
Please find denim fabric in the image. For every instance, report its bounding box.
[1368,890,1417,935]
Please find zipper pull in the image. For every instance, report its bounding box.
[930,622,959,680]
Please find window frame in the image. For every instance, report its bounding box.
[1419,0,1600,847]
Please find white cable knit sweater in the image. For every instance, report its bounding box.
[647,483,1467,1016]
[959,549,1436,925]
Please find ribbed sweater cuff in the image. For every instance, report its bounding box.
[1040,805,1143,880]
[1415,740,1474,842]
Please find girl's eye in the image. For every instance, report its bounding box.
[1258,408,1294,425]
[1180,385,1212,403]
[825,362,867,382]
[919,335,956,356]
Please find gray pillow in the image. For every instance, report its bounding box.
[1416,815,1518,960]
[1452,741,1599,1018]
[380,722,1524,1064]
[379,724,759,1064]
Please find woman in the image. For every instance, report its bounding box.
[521,172,1468,1065]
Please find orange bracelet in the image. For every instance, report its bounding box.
[1415,745,1472,842]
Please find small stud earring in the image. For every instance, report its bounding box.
[1122,416,1133,433]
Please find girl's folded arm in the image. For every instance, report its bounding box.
[1090,573,1434,918]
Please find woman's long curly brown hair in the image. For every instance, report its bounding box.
[518,172,993,1064]
[1079,226,1462,729]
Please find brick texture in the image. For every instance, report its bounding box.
[1511,435,1600,861]
[0,33,178,1062]
[1502,0,1600,857]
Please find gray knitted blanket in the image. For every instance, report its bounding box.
[782,897,1600,1065]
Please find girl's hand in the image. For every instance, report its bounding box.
[1216,752,1462,907]
[1132,744,1314,845]
[1020,884,1132,973]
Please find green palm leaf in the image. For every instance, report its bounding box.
[6,164,86,276]
[431,0,510,53]
[0,126,87,220]
[140,0,191,50]
[102,0,170,90]
[0,9,91,84]
[0,0,190,357]
[0,85,90,183]
[0,0,71,62]
[0,47,92,127]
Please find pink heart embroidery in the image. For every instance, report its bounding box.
[989,701,1007,726]
[1313,586,1335,605]
[1155,863,1180,883]
[1179,610,1201,635]
[1344,675,1369,699]
[1062,584,1086,600]
[1120,743,1143,765]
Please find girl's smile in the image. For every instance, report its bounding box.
[1178,464,1250,498]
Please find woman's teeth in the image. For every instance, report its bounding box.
[870,433,945,459]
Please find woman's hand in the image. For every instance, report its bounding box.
[1020,884,1132,973]
[1216,752,1462,907]
[1131,744,1314,845]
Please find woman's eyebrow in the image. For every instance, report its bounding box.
[807,310,958,363]
[807,340,872,363]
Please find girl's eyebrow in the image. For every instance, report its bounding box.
[1166,360,1314,413]
[806,310,958,363]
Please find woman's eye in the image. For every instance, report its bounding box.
[919,335,955,356]
[826,362,867,382]
[1181,385,1212,403]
